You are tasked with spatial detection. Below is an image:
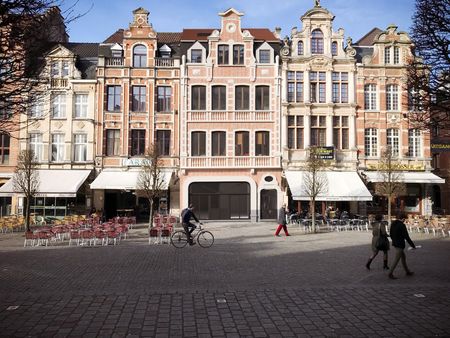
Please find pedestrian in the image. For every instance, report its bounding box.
[388,213,416,279]
[275,204,290,236]
[365,214,389,270]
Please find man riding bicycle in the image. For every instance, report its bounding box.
[181,204,201,246]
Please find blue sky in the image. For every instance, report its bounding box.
[62,0,416,43]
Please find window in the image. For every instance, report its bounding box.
[394,46,400,64]
[73,134,87,162]
[297,41,304,55]
[212,131,226,156]
[255,86,270,110]
[157,87,171,112]
[287,71,303,103]
[191,86,206,110]
[191,131,206,156]
[52,93,66,118]
[51,134,65,162]
[74,93,88,118]
[310,115,326,146]
[0,104,11,120]
[364,128,378,157]
[384,47,391,64]
[364,84,377,110]
[156,130,171,156]
[62,61,69,77]
[30,97,44,118]
[333,116,349,150]
[332,72,348,103]
[191,49,202,63]
[235,131,249,156]
[259,49,270,63]
[255,131,270,156]
[408,88,423,112]
[107,85,121,111]
[106,129,120,156]
[235,86,249,110]
[311,29,324,54]
[310,71,326,103]
[130,130,146,156]
[132,86,146,112]
[432,154,440,169]
[331,41,338,56]
[0,133,10,164]
[133,44,147,67]
[29,133,43,162]
[408,129,421,157]
[386,84,399,111]
[288,115,304,149]
[218,45,229,65]
[233,45,244,65]
[387,128,400,157]
[212,86,226,110]
[51,61,59,76]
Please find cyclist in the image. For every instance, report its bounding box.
[181,204,201,246]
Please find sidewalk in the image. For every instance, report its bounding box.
[0,222,449,337]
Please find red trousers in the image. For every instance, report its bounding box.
[275,224,289,236]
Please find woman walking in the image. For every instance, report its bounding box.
[366,214,389,270]
[275,204,290,236]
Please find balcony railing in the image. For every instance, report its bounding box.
[50,78,68,88]
[181,156,280,169]
[106,57,124,66]
[155,58,174,67]
[188,110,273,122]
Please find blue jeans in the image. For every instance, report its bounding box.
[182,222,196,243]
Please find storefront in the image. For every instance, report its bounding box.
[284,170,373,215]
[0,170,92,218]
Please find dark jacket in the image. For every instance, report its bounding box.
[182,208,199,224]
[278,207,287,225]
[390,219,415,249]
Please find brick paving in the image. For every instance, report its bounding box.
[0,222,449,337]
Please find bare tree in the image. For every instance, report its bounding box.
[137,145,167,229]
[374,147,406,224]
[406,0,450,130]
[301,146,328,233]
[0,1,85,134]
[13,149,40,232]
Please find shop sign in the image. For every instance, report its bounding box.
[316,146,334,160]
[431,143,450,152]
[367,163,425,171]
[122,158,150,167]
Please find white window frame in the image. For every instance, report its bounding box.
[73,134,87,162]
[387,128,400,157]
[256,42,274,64]
[51,133,65,162]
[74,93,88,118]
[364,128,378,157]
[30,96,44,118]
[408,129,421,157]
[364,84,377,110]
[386,84,399,111]
[29,133,43,162]
[52,93,66,118]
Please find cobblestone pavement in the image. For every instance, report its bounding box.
[0,222,449,337]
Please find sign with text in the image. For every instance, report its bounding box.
[315,146,334,160]
[122,158,151,167]
[431,143,450,152]
[367,163,425,171]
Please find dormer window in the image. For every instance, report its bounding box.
[51,62,59,76]
[297,41,304,55]
[311,29,324,54]
[50,61,70,77]
[233,45,244,65]
[331,41,338,56]
[133,44,147,67]
[259,50,270,64]
[112,50,122,58]
[191,49,202,63]
[62,61,69,77]
[159,44,171,58]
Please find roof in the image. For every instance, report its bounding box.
[355,28,383,46]
[181,28,278,41]
[62,42,99,57]
[104,29,124,44]
[158,32,182,44]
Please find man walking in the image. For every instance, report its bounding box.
[275,204,290,237]
[388,213,416,279]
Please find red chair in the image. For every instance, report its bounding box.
[106,230,120,245]
[24,231,38,247]
[149,227,161,244]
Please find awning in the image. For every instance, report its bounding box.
[0,170,91,197]
[90,170,173,190]
[285,170,372,201]
[364,171,445,184]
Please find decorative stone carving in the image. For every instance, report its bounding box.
[280,46,290,57]
[55,121,63,129]
[77,121,85,129]
[192,69,200,76]
[211,30,220,37]
[242,30,252,38]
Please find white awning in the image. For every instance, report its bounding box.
[364,171,445,184]
[285,170,372,201]
[90,170,173,190]
[0,170,91,197]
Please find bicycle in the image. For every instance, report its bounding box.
[171,222,214,248]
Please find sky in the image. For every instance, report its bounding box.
[62,0,416,43]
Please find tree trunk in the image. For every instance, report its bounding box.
[311,198,316,233]
[25,196,31,232]
[387,195,392,225]
[148,199,154,230]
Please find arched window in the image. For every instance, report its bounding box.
[133,44,147,67]
[297,41,304,55]
[311,29,324,54]
[331,41,338,56]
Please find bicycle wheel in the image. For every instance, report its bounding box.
[171,230,188,248]
[196,230,214,248]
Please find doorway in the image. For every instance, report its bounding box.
[260,189,277,220]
